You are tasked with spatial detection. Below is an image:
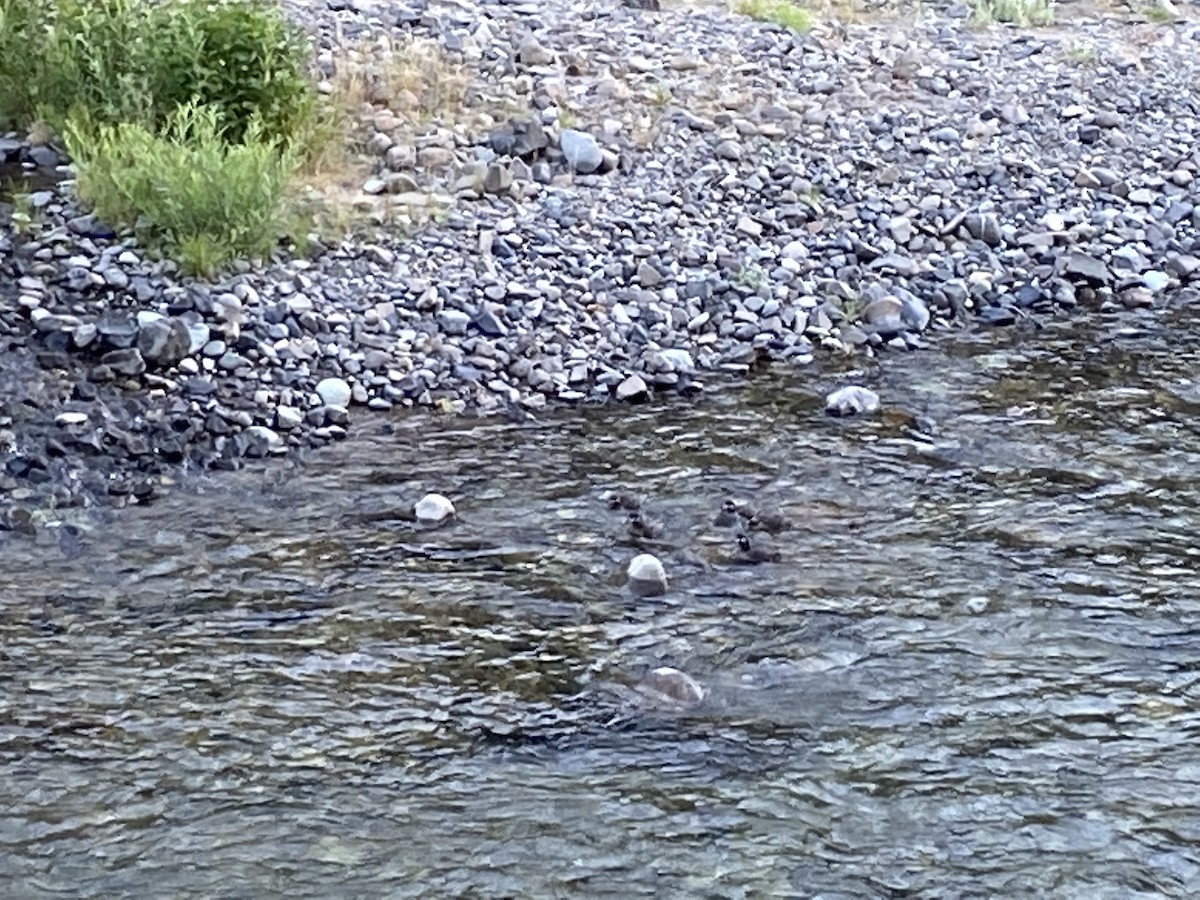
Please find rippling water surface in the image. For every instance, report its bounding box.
[4,305,1200,897]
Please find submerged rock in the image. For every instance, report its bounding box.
[415,492,456,523]
[637,667,705,705]
[627,552,667,596]
[825,386,880,417]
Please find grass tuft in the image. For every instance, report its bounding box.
[969,0,1055,26]
[1063,41,1097,66]
[64,103,299,276]
[733,0,814,32]
[1142,2,1177,23]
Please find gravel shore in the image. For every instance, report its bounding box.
[2,0,1199,523]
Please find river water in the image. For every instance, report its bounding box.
[3,301,1200,897]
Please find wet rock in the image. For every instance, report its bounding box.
[616,373,649,402]
[637,667,705,705]
[1061,251,1112,286]
[825,386,880,417]
[627,553,667,596]
[862,296,904,332]
[415,492,456,523]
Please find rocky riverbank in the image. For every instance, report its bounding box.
[2,0,1199,525]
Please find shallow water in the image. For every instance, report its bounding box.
[3,302,1200,897]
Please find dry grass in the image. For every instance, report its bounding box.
[325,34,473,127]
[291,34,479,237]
[970,0,1056,26]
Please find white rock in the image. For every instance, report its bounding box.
[186,322,210,354]
[825,385,881,417]
[616,374,648,402]
[244,425,282,449]
[315,377,352,408]
[275,406,303,431]
[136,310,165,328]
[415,493,456,523]
[55,412,88,427]
[659,349,695,373]
[560,129,602,174]
[627,553,667,596]
[638,667,706,705]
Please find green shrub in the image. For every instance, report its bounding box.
[146,0,315,144]
[0,0,314,144]
[64,103,300,275]
[0,0,43,124]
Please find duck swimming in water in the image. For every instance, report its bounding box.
[713,498,742,528]
[747,508,790,535]
[605,491,642,511]
[736,532,781,563]
[627,510,663,540]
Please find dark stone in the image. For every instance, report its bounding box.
[1060,251,1112,286]
[980,307,1017,326]
[473,308,508,337]
[101,348,146,376]
[137,317,192,368]
[97,315,139,349]
[1012,283,1044,307]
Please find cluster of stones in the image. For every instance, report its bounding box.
[2,0,1200,519]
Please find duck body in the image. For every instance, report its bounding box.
[748,509,790,534]
[736,532,781,564]
[713,498,742,528]
[605,491,642,511]
[627,511,663,540]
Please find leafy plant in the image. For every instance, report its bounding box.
[0,0,315,143]
[146,0,315,144]
[732,263,767,289]
[64,103,299,275]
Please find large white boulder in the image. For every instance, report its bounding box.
[627,553,667,596]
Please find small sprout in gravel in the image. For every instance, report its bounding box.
[1064,42,1098,66]
[800,183,824,210]
[6,193,39,236]
[1142,2,1178,23]
[732,263,767,289]
[970,0,1056,27]
[733,0,814,32]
